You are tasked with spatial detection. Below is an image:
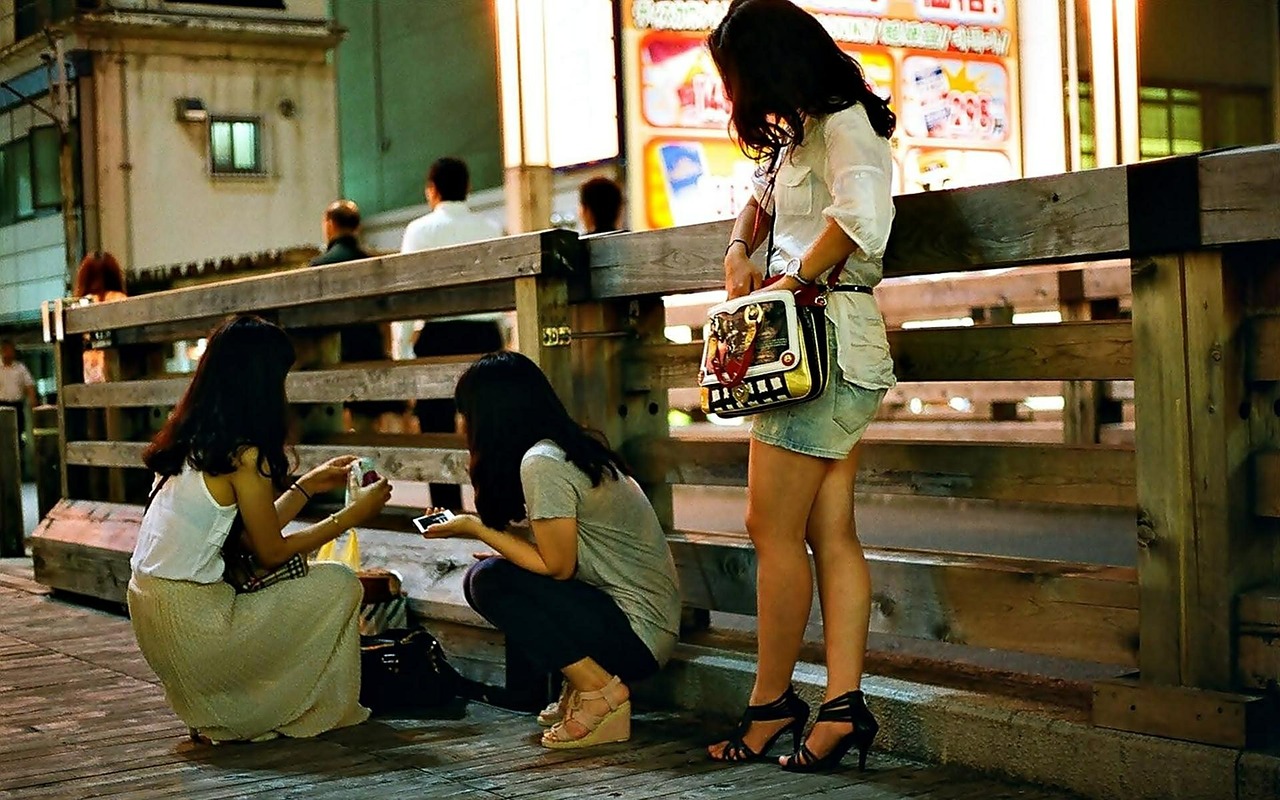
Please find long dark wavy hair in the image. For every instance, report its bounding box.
[454,351,628,530]
[143,315,295,489]
[708,0,896,164]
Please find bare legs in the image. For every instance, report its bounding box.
[708,440,870,761]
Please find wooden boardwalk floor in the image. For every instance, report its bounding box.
[0,567,1083,800]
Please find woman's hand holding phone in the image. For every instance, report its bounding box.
[417,507,482,540]
[348,478,392,524]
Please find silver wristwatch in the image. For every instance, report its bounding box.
[783,257,814,285]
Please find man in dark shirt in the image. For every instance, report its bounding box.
[309,200,401,429]
[311,200,370,266]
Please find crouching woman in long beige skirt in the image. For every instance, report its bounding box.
[127,315,392,743]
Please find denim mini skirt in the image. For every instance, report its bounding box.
[750,324,887,460]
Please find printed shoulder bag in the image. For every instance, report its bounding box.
[699,169,848,419]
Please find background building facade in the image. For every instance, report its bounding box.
[0,0,340,342]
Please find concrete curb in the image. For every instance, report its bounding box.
[635,644,1277,800]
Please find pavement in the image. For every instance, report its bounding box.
[23,479,1136,568]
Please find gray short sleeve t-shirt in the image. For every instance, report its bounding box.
[520,440,681,665]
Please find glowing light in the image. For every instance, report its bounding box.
[1025,396,1066,412]
[900,317,975,330]
[665,325,694,345]
[1012,311,1063,325]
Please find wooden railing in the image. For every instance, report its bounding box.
[31,145,1280,749]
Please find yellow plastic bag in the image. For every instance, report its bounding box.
[314,459,371,570]
[315,528,361,569]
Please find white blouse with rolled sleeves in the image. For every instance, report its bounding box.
[751,103,896,391]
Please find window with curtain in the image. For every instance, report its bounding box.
[209,118,264,175]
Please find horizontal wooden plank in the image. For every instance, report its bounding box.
[105,284,518,347]
[670,381,1067,413]
[879,262,1131,324]
[668,418,1136,446]
[588,221,728,300]
[662,262,1134,331]
[63,359,471,408]
[884,167,1132,277]
[893,321,1133,381]
[1093,677,1269,749]
[632,321,1134,390]
[64,440,471,484]
[662,261,1134,329]
[1199,145,1280,247]
[669,530,1138,666]
[1238,584,1280,690]
[590,169,1132,300]
[33,497,1138,667]
[65,230,574,334]
[1239,585,1280,629]
[633,437,1136,507]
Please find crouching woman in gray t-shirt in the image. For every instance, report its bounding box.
[421,352,682,749]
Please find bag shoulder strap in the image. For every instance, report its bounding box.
[144,474,171,513]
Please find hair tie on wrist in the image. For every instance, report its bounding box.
[292,482,312,501]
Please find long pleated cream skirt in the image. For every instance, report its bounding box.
[127,563,370,742]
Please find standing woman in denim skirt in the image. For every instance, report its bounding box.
[704,0,897,773]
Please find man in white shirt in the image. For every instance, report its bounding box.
[400,158,505,511]
[400,158,501,253]
[0,339,36,465]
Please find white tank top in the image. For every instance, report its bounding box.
[131,467,238,584]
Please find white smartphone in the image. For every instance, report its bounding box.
[412,510,455,534]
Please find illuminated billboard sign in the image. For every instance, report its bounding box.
[621,0,1021,229]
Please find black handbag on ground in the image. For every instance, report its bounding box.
[359,627,461,713]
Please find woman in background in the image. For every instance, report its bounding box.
[74,251,127,385]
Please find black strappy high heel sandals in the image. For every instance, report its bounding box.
[710,685,811,763]
[781,689,878,773]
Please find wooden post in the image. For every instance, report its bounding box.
[33,429,61,522]
[972,304,1019,421]
[0,407,23,557]
[101,348,132,503]
[504,230,582,710]
[1097,248,1277,746]
[1130,250,1270,689]
[32,403,60,520]
[293,331,344,507]
[1061,270,1123,444]
[615,297,674,531]
[515,275,574,397]
[55,328,87,502]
